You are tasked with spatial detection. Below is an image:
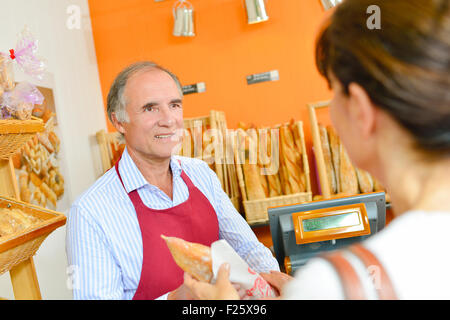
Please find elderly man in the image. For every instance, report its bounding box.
[66,61,279,300]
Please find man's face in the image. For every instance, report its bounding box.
[117,68,184,161]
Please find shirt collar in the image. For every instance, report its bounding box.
[118,147,182,193]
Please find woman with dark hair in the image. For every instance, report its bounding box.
[184,0,450,299]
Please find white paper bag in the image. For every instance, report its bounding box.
[211,240,276,299]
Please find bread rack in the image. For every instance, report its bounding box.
[0,116,66,299]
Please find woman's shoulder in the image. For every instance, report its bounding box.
[363,210,450,299]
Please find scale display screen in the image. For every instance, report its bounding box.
[292,203,371,245]
[302,211,360,232]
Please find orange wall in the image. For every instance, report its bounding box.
[88,0,333,194]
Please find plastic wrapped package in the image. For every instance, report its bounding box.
[8,27,46,80]
[0,207,42,238]
[0,54,15,92]
[1,81,44,120]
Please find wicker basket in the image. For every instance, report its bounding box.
[235,121,312,225]
[242,192,312,225]
[0,117,45,160]
[0,195,66,275]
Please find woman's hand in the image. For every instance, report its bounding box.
[183,263,240,300]
[260,270,294,297]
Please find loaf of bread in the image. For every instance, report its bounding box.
[40,182,57,207]
[257,128,280,197]
[339,144,359,194]
[161,235,213,282]
[48,131,60,153]
[19,172,31,203]
[240,131,266,200]
[0,208,42,238]
[319,124,337,194]
[356,168,374,193]
[12,150,22,169]
[280,125,305,194]
[289,121,307,192]
[326,126,341,193]
[243,163,266,200]
[263,130,282,197]
[37,133,54,154]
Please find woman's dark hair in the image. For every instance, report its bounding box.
[315,0,450,152]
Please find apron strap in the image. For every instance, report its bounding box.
[349,244,398,300]
[321,244,397,300]
[115,159,127,190]
[321,251,367,300]
[115,157,184,193]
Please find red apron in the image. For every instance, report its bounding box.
[115,160,219,300]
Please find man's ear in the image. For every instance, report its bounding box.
[347,82,377,139]
[111,112,126,135]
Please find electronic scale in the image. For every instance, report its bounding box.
[268,192,386,275]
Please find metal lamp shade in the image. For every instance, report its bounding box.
[245,0,269,24]
[173,1,195,37]
[321,0,343,10]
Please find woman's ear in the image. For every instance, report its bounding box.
[111,112,126,135]
[347,82,377,139]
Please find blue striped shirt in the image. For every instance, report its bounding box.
[66,147,279,300]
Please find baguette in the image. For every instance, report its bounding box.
[29,171,42,187]
[339,144,359,194]
[241,132,266,200]
[19,172,31,203]
[289,121,307,192]
[280,125,304,194]
[258,171,269,197]
[50,168,65,198]
[327,125,341,193]
[356,168,374,193]
[257,128,276,197]
[161,235,213,282]
[242,163,266,200]
[266,174,282,197]
[48,131,60,153]
[319,124,337,194]
[260,128,282,197]
[373,177,384,192]
[12,150,22,169]
[32,189,42,206]
[40,182,57,206]
[37,133,55,154]
[278,159,291,195]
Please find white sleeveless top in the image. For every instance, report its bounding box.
[282,210,450,299]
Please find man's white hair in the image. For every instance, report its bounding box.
[106,61,183,124]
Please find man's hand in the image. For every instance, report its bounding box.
[184,263,240,300]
